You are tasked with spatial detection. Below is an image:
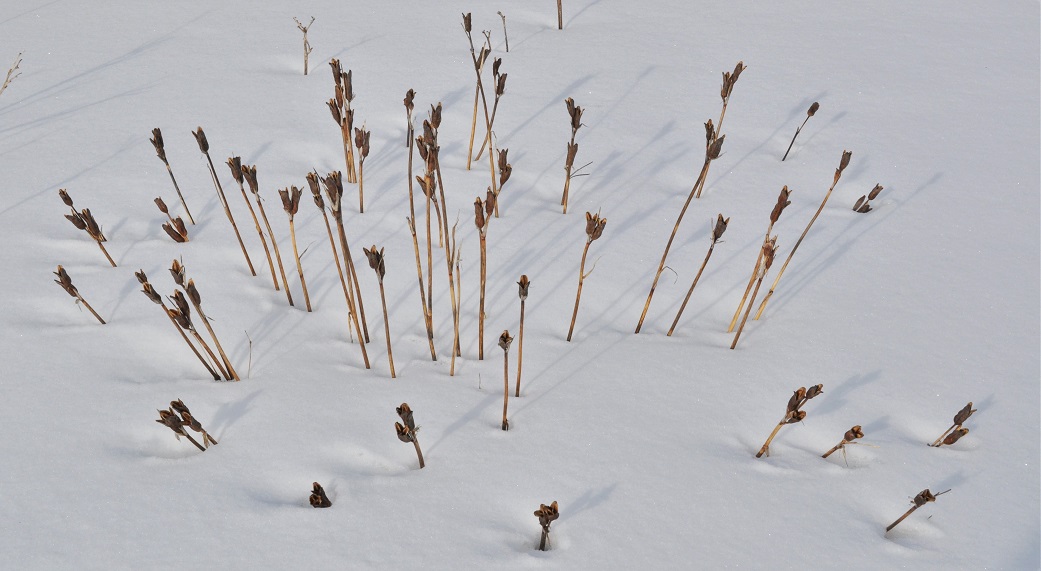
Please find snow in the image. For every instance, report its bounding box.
[1,1,1038,568]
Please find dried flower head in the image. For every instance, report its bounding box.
[192,127,209,153]
[241,164,259,194]
[518,275,531,301]
[942,427,969,446]
[363,245,385,280]
[584,211,607,242]
[807,101,820,117]
[770,186,792,224]
[226,156,244,184]
[404,88,416,113]
[953,402,976,425]
[498,330,514,352]
[845,425,865,442]
[279,186,302,216]
[58,188,75,208]
[150,128,167,163]
[310,482,333,508]
[169,259,186,287]
[53,265,79,298]
[711,214,730,243]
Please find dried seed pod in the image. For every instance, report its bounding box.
[518,275,530,301]
[169,259,186,287]
[770,186,792,224]
[185,279,202,307]
[498,330,513,352]
[342,70,353,102]
[707,135,726,160]
[913,489,937,508]
[853,195,869,213]
[192,127,209,153]
[535,501,559,526]
[279,186,302,216]
[430,102,442,130]
[150,128,167,163]
[839,150,852,173]
[154,197,170,215]
[363,245,385,280]
[485,190,496,217]
[462,12,472,33]
[845,425,865,442]
[943,427,969,446]
[786,387,807,413]
[395,421,413,443]
[396,403,415,431]
[711,214,730,243]
[58,188,75,208]
[53,265,78,298]
[140,281,162,305]
[807,102,820,116]
[327,98,342,124]
[404,89,415,113]
[704,120,715,146]
[162,220,187,243]
[496,72,508,97]
[953,402,977,425]
[805,384,824,400]
[868,184,884,200]
[498,149,512,187]
[226,156,244,184]
[64,211,87,230]
[241,164,259,194]
[309,482,333,508]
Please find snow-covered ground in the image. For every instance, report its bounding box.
[1,1,1038,568]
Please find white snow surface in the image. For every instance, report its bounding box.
[1,1,1038,569]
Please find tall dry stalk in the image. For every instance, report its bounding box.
[727,186,792,332]
[150,128,195,224]
[462,14,498,197]
[474,58,507,162]
[166,289,230,381]
[171,260,240,380]
[321,171,371,368]
[782,101,819,161]
[404,91,437,360]
[667,214,728,336]
[474,191,495,359]
[354,126,371,213]
[498,11,510,52]
[693,61,745,199]
[567,211,607,341]
[227,156,279,291]
[560,97,584,214]
[450,220,462,375]
[363,245,396,378]
[515,275,529,396]
[242,164,294,306]
[327,59,358,183]
[293,17,314,75]
[462,13,489,171]
[756,384,823,458]
[731,236,777,349]
[556,0,563,29]
[499,330,514,430]
[192,127,255,276]
[634,126,725,333]
[59,189,116,267]
[754,150,852,321]
[137,270,220,380]
[0,51,22,99]
[279,186,312,311]
[307,172,355,338]
[53,265,105,324]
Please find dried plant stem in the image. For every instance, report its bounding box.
[731,241,774,350]
[567,241,593,342]
[332,216,371,367]
[755,154,850,320]
[190,328,230,381]
[728,230,775,333]
[76,297,105,324]
[498,12,509,52]
[465,29,498,196]
[478,233,487,359]
[233,178,279,290]
[425,192,434,318]
[294,17,314,75]
[409,218,437,360]
[190,298,239,381]
[667,239,718,336]
[163,164,195,225]
[412,438,425,469]
[253,194,293,306]
[783,116,811,161]
[287,218,311,311]
[450,223,462,375]
[886,506,920,533]
[756,420,786,459]
[434,164,460,359]
[466,86,480,170]
[203,153,256,275]
[516,298,526,396]
[160,303,220,380]
[0,51,23,99]
[557,0,563,29]
[378,280,396,378]
[319,210,355,338]
[474,93,501,161]
[95,241,116,267]
[634,161,709,333]
[930,424,958,448]
[502,346,510,430]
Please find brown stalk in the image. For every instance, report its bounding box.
[53,265,105,324]
[474,191,495,359]
[354,126,370,213]
[166,286,231,381]
[499,330,513,430]
[515,275,529,396]
[363,245,396,378]
[308,172,356,339]
[560,97,584,214]
[568,211,607,341]
[462,18,498,195]
[227,156,279,290]
[0,51,23,99]
[293,16,314,75]
[633,127,724,333]
[193,127,255,275]
[462,14,487,171]
[328,59,358,183]
[556,0,563,29]
[886,489,950,533]
[731,236,777,349]
[150,128,195,224]
[426,109,462,360]
[242,164,293,306]
[450,220,463,375]
[821,425,865,460]
[498,11,509,52]
[404,96,437,360]
[322,171,371,368]
[474,58,506,162]
[395,403,425,468]
[60,190,117,267]
[535,501,559,551]
[930,402,976,447]
[136,270,220,380]
[754,150,852,320]
[182,275,240,380]
[782,101,818,161]
[668,214,728,336]
[727,186,792,332]
[279,186,312,311]
[756,384,823,458]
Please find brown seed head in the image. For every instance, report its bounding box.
[310,482,332,508]
[474,197,486,230]
[363,245,385,280]
[868,184,884,200]
[805,384,824,400]
[838,150,852,173]
[485,190,496,217]
[65,210,87,231]
[154,197,169,214]
[396,403,415,430]
[81,209,106,242]
[141,281,162,304]
[707,134,726,160]
[807,101,820,117]
[134,270,149,285]
[517,275,530,301]
[150,128,167,163]
[462,12,472,34]
[342,70,354,102]
[162,221,187,243]
[58,188,75,208]
[711,214,730,243]
[787,387,807,414]
[395,421,413,443]
[185,279,202,307]
[329,58,342,85]
[241,164,259,194]
[913,489,937,508]
[476,46,490,71]
[404,89,416,114]
[327,98,342,125]
[704,120,715,146]
[496,72,508,98]
[156,408,187,437]
[953,402,976,425]
[430,103,443,130]
[566,141,579,167]
[853,196,870,213]
[53,265,78,298]
[192,127,209,153]
[226,156,244,184]
[169,259,186,287]
[534,501,559,528]
[498,329,514,352]
[844,425,865,442]
[943,427,969,446]
[770,186,792,224]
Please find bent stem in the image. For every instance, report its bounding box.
[567,241,592,342]
[379,280,396,378]
[667,220,724,336]
[755,420,785,458]
[202,149,255,276]
[412,437,425,469]
[288,218,311,311]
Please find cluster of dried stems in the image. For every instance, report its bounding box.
[667,214,729,336]
[886,488,950,533]
[154,197,189,243]
[0,51,22,99]
[782,101,819,161]
[364,245,395,377]
[853,183,884,213]
[821,425,865,464]
[534,501,559,551]
[243,163,294,306]
[395,403,425,468]
[320,171,371,368]
[155,399,217,452]
[461,13,498,199]
[474,57,506,164]
[193,127,255,276]
[730,236,778,349]
[53,265,105,324]
[474,190,496,358]
[567,211,606,341]
[306,172,355,339]
[227,156,278,291]
[560,97,584,214]
[498,330,514,430]
[403,90,436,360]
[930,402,976,448]
[727,186,791,333]
[136,270,220,380]
[515,275,530,396]
[170,260,240,380]
[279,185,311,311]
[756,384,823,458]
[59,189,116,267]
[754,150,852,321]
[309,482,332,507]
[150,127,195,224]
[328,59,359,187]
[293,17,314,75]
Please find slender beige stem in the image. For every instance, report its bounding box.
[755,420,786,458]
[635,160,709,333]
[358,159,365,213]
[433,165,460,359]
[567,241,592,342]
[886,506,919,533]
[333,217,371,368]
[557,0,563,29]
[426,192,434,319]
[409,218,437,361]
[466,85,480,170]
[727,229,773,332]
[236,179,279,291]
[254,195,293,306]
[288,218,311,311]
[561,167,572,214]
[160,303,220,380]
[77,296,106,324]
[450,224,462,374]
[516,299,525,396]
[321,212,355,339]
[191,301,239,381]
[821,441,846,459]
[502,349,510,430]
[478,234,487,360]
[754,185,838,321]
[190,327,230,381]
[667,240,717,336]
[96,241,117,267]
[782,116,810,162]
[474,96,500,161]
[205,154,256,276]
[339,231,370,343]
[731,272,766,350]
[164,164,195,225]
[378,280,396,378]
[412,437,425,469]
[466,34,498,200]
[930,424,958,447]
